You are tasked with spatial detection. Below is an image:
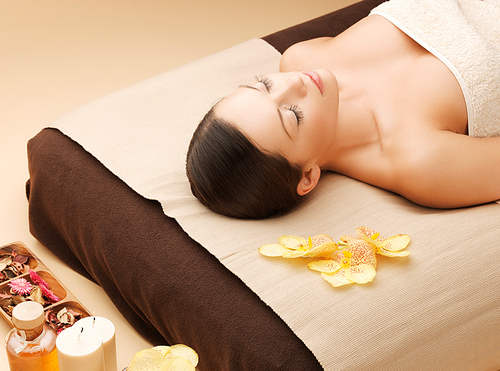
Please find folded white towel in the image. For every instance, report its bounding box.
[371,0,500,137]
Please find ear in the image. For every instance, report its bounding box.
[296,165,321,196]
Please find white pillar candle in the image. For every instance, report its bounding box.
[75,316,117,371]
[56,325,105,371]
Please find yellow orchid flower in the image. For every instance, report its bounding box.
[259,227,410,288]
[355,226,411,257]
[308,235,377,287]
[259,234,339,259]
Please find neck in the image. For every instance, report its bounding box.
[322,71,378,173]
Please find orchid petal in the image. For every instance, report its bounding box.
[377,249,411,257]
[310,234,335,246]
[282,250,307,258]
[259,243,289,257]
[356,226,381,240]
[302,242,339,258]
[278,235,306,250]
[321,271,353,287]
[308,260,342,274]
[340,237,377,268]
[340,235,357,244]
[345,264,376,284]
[361,235,386,248]
[381,234,411,251]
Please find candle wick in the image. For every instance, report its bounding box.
[78,327,84,341]
[93,317,96,327]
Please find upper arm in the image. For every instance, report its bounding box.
[390,131,500,208]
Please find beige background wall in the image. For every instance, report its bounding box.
[0,0,358,369]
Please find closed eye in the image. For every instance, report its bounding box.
[287,104,304,125]
[255,75,273,92]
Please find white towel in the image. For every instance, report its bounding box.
[371,0,500,137]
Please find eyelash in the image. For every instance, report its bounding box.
[256,75,304,125]
[287,104,304,125]
[255,75,273,91]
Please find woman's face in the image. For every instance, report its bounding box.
[215,69,339,169]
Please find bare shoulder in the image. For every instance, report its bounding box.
[280,37,333,72]
[279,15,413,72]
[389,130,500,208]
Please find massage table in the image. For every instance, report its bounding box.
[26,0,500,370]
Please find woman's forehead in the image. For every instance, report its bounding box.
[214,88,289,151]
[216,86,269,121]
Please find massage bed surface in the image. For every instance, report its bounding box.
[26,1,500,370]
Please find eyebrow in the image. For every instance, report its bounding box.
[238,84,291,139]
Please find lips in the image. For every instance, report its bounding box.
[303,71,324,95]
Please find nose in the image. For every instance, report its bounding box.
[272,75,306,102]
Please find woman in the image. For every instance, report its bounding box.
[186,0,500,218]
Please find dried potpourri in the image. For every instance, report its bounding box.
[45,307,84,334]
[0,293,26,316]
[0,270,60,316]
[0,251,31,283]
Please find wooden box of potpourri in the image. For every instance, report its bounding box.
[0,241,91,334]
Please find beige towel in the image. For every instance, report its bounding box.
[371,0,500,137]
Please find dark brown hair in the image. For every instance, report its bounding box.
[186,107,304,218]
